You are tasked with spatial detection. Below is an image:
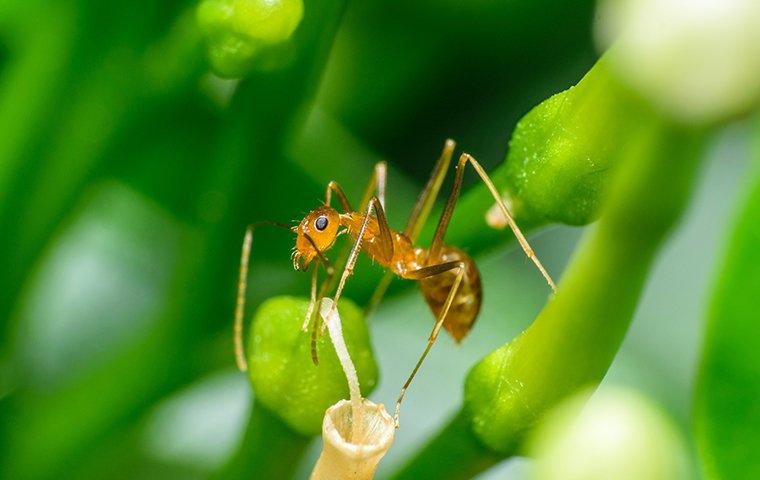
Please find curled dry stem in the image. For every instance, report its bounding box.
[312,298,395,479]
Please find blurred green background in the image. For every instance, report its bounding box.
[0,0,756,479]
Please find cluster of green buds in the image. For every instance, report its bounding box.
[197,0,304,77]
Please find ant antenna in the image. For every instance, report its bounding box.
[234,222,333,372]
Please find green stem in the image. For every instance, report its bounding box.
[391,409,500,480]
[215,401,311,480]
[394,119,707,477]
[466,120,706,454]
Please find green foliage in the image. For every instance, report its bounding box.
[0,1,756,479]
[248,296,378,435]
[695,126,760,480]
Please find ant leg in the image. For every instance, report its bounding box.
[302,265,319,332]
[325,181,353,212]
[234,223,329,371]
[404,139,455,242]
[365,140,455,318]
[325,161,386,215]
[322,163,388,296]
[358,161,387,211]
[431,153,556,292]
[328,197,393,320]
[394,260,465,425]
[310,257,338,365]
[234,226,254,372]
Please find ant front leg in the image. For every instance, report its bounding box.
[431,153,557,292]
[309,256,338,365]
[234,220,304,371]
[322,163,388,294]
[328,196,393,320]
[394,260,465,426]
[325,181,353,212]
[302,265,320,332]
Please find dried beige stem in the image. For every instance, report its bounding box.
[320,298,364,443]
[310,399,395,480]
[311,298,396,480]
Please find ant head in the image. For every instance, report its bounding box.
[292,206,341,270]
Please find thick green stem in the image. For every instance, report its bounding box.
[465,119,706,454]
[394,119,707,477]
[215,401,311,480]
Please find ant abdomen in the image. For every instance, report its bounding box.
[419,246,482,342]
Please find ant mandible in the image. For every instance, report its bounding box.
[233,139,557,424]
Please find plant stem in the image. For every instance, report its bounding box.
[390,409,500,480]
[465,119,707,454]
[215,401,311,480]
[394,118,707,477]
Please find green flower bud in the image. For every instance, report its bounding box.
[197,0,304,78]
[528,388,690,480]
[596,0,760,125]
[248,296,378,436]
[499,58,646,226]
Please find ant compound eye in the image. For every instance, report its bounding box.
[315,215,329,231]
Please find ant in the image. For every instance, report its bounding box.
[234,139,556,424]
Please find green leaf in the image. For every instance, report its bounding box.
[695,126,760,480]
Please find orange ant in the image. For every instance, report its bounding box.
[234,139,556,424]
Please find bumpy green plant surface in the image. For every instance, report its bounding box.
[465,121,704,454]
[197,0,304,77]
[499,58,643,226]
[248,296,378,435]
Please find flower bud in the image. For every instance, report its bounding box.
[197,0,304,77]
[528,388,689,480]
[247,296,378,435]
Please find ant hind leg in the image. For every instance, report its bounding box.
[394,260,465,426]
[430,153,556,292]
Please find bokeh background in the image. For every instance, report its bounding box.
[0,1,756,479]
